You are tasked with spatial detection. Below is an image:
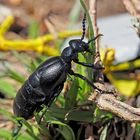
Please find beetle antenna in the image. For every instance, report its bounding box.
[81,13,86,41]
[87,34,103,44]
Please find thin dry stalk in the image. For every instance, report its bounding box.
[89,0,104,85]
[123,0,140,19]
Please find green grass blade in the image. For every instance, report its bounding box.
[0,128,11,139]
[7,68,25,83]
[100,123,109,140]
[0,79,16,98]
[28,20,39,39]
[0,108,15,122]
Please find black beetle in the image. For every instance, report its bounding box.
[13,14,103,120]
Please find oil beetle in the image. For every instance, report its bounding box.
[13,14,103,120]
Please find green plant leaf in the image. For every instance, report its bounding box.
[77,53,91,96]
[80,0,95,88]
[48,120,76,140]
[93,107,113,123]
[65,78,79,109]
[22,120,39,140]
[49,107,93,122]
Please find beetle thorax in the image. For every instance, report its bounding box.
[61,39,88,63]
[61,47,78,63]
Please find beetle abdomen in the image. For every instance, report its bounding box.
[13,56,70,120]
[13,77,39,119]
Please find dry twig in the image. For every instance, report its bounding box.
[89,93,140,123]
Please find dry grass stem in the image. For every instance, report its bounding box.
[89,0,104,88]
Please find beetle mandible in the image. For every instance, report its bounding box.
[13,14,103,120]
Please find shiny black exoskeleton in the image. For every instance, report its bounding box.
[13,14,102,120]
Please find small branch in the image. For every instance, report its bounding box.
[89,93,140,123]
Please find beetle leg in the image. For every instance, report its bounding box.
[87,48,93,55]
[12,120,22,137]
[69,70,103,93]
[74,60,104,69]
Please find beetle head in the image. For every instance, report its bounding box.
[69,39,88,53]
[61,34,103,63]
[69,34,103,53]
